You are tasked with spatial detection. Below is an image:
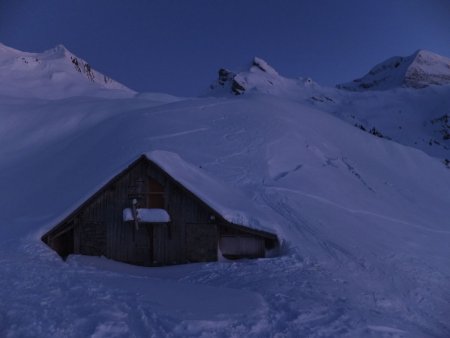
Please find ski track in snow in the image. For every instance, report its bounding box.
[147,127,210,141]
[267,186,450,235]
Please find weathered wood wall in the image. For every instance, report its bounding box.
[67,159,220,266]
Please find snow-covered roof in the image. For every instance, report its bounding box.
[145,151,276,234]
[123,208,170,223]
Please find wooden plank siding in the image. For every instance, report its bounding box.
[42,156,279,266]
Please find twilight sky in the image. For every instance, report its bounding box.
[1,0,449,96]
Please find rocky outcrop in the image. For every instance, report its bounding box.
[211,67,247,95]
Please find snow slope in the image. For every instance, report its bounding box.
[0,43,136,99]
[328,85,450,162]
[209,54,450,163]
[1,45,450,337]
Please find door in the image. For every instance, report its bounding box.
[219,236,265,259]
[185,223,218,262]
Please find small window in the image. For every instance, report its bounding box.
[148,178,165,208]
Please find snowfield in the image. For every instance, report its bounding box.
[0,44,450,337]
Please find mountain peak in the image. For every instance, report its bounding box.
[209,57,282,96]
[0,42,136,99]
[47,44,70,56]
[412,49,441,59]
[209,57,317,97]
[338,50,450,91]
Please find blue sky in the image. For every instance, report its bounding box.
[1,0,449,96]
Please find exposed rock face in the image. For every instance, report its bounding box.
[338,50,450,91]
[431,114,450,141]
[210,68,246,95]
[231,78,246,95]
[251,57,279,75]
[218,68,234,86]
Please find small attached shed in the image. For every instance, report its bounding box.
[42,151,279,266]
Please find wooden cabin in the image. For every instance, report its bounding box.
[41,153,279,266]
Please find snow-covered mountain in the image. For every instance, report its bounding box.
[337,49,450,91]
[0,43,136,99]
[210,53,450,164]
[1,44,450,337]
